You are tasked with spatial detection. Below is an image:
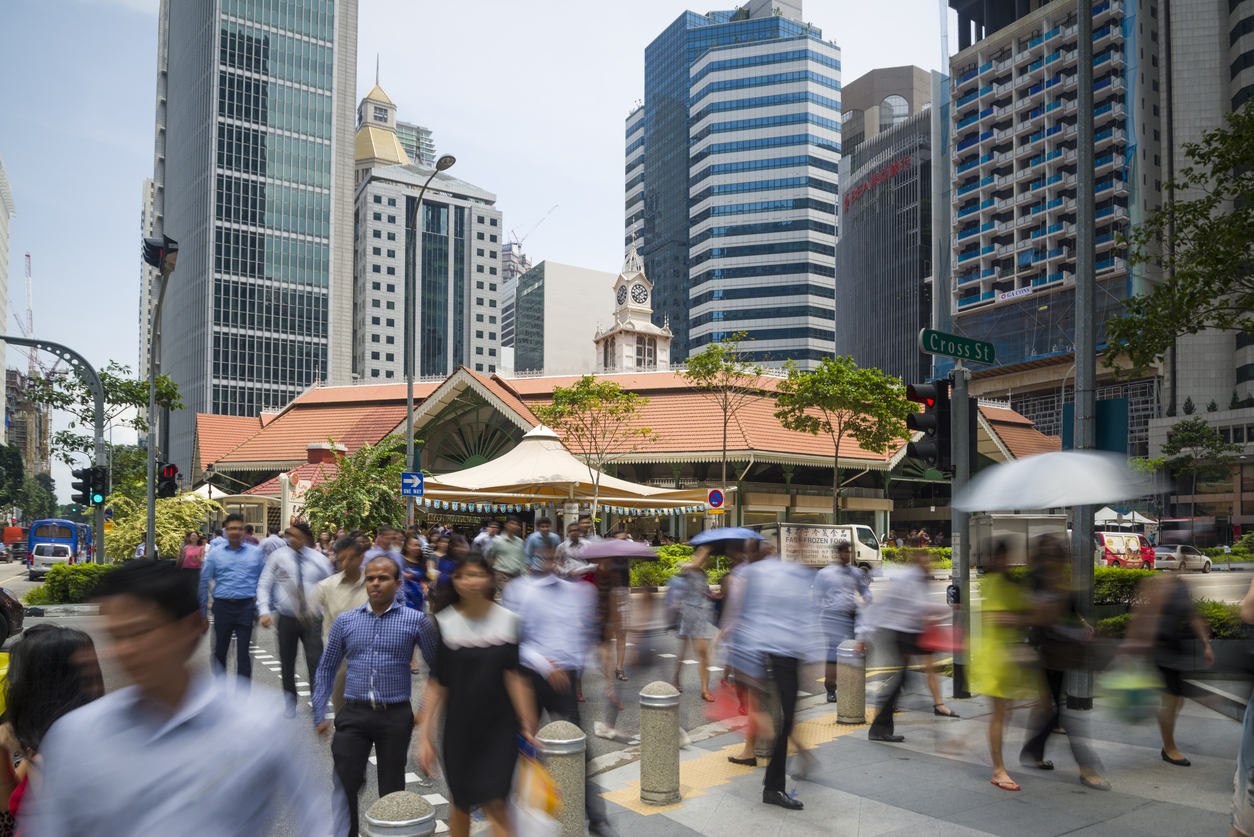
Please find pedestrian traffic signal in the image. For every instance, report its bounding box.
[906,381,952,473]
[90,466,109,505]
[141,235,179,274]
[70,467,93,506]
[156,462,180,498]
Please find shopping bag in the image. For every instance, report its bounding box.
[1099,659,1163,724]
[508,753,561,837]
[918,624,964,654]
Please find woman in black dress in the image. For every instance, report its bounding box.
[417,553,537,837]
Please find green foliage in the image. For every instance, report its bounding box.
[98,444,152,504]
[1093,567,1157,606]
[680,332,767,487]
[19,476,57,523]
[532,376,659,517]
[22,585,53,606]
[1207,399,1219,412]
[1105,106,1254,375]
[0,445,23,511]
[298,435,408,537]
[1232,390,1242,410]
[774,356,911,521]
[27,361,184,467]
[37,563,113,604]
[103,492,223,560]
[1162,418,1242,525]
[627,545,731,588]
[1097,599,1245,640]
[1203,546,1254,561]
[1166,403,1177,417]
[1183,397,1196,415]
[881,547,953,569]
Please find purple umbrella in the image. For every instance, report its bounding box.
[578,539,660,562]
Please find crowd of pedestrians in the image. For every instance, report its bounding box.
[2,515,1252,836]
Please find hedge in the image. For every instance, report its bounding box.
[994,566,1155,607]
[882,547,952,570]
[628,545,732,588]
[24,564,113,605]
[1096,598,1245,639]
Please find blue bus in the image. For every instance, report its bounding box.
[27,520,87,579]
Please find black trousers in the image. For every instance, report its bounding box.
[870,630,922,736]
[277,613,323,705]
[764,654,801,793]
[211,597,255,680]
[332,702,414,837]
[1020,666,1102,771]
[525,667,608,825]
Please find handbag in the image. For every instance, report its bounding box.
[917,624,964,654]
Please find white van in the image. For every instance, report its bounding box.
[29,543,72,581]
[751,523,883,581]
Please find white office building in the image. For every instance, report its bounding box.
[513,261,618,376]
[353,84,504,379]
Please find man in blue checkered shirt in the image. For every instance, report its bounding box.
[313,554,438,837]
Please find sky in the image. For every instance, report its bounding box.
[0,0,955,501]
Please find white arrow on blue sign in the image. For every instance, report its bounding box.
[401,472,425,497]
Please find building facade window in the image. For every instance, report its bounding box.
[636,335,656,367]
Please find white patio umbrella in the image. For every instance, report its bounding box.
[953,450,1151,512]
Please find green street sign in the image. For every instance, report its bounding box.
[917,328,996,365]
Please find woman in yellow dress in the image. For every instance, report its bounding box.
[971,541,1044,791]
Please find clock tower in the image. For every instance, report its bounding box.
[594,241,672,372]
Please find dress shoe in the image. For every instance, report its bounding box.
[868,732,905,742]
[763,789,804,810]
[826,689,837,703]
[727,755,757,766]
[1161,749,1191,766]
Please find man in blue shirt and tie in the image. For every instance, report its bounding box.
[198,513,267,682]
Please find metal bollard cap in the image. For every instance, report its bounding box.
[537,719,587,755]
[836,639,864,664]
[639,680,680,708]
[364,791,435,835]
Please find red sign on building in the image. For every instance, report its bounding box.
[843,154,912,212]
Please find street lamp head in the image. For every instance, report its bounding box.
[436,154,456,171]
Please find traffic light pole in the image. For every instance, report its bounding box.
[1,337,106,562]
[146,272,170,561]
[950,361,972,699]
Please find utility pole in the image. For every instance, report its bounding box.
[950,361,971,699]
[141,236,178,560]
[1069,0,1098,711]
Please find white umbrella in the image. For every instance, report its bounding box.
[953,450,1151,512]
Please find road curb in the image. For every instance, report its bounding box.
[24,605,100,618]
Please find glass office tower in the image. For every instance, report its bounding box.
[160,0,356,470]
[627,0,841,367]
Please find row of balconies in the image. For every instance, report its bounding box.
[951,0,1123,94]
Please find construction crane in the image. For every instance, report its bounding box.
[12,254,62,379]
[509,204,559,250]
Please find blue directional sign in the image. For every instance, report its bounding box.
[401,472,425,497]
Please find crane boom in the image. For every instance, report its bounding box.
[509,204,559,248]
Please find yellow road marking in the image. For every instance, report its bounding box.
[0,573,25,586]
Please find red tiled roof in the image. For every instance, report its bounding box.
[285,382,438,407]
[500,370,783,396]
[196,414,263,470]
[979,404,1062,459]
[244,461,340,496]
[217,403,409,466]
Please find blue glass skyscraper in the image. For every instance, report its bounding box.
[626,0,841,367]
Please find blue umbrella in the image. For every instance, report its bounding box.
[689,527,765,546]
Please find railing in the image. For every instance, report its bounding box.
[1046,123,1062,137]
[958,249,982,263]
[957,271,982,285]
[957,226,982,241]
[958,295,983,308]
[956,90,980,108]
[957,203,982,218]
[980,62,993,75]
[956,112,980,130]
[1033,272,1065,286]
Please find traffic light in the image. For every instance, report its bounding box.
[141,235,179,275]
[157,462,180,498]
[89,467,109,505]
[70,467,93,506]
[906,381,952,473]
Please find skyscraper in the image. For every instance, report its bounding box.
[627,0,841,368]
[396,120,436,167]
[352,83,505,380]
[158,0,357,472]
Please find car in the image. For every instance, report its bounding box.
[0,588,24,644]
[1152,544,1212,573]
[28,542,71,581]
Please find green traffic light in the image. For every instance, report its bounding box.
[91,493,104,504]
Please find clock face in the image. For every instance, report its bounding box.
[631,283,649,304]
[617,286,628,306]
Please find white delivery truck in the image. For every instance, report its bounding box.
[751,523,884,581]
[969,513,1068,568]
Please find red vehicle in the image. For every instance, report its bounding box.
[1,526,27,565]
[1094,532,1144,568]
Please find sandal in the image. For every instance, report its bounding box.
[616,669,628,681]
[991,778,1020,792]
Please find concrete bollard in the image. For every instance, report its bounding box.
[363,791,436,837]
[639,681,682,805]
[537,719,586,837]
[836,639,866,725]
[754,676,781,759]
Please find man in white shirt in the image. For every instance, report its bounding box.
[257,521,334,717]
[473,520,500,553]
[260,525,287,557]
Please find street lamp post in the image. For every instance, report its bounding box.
[405,154,456,525]
[141,236,178,560]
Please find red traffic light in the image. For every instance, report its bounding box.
[160,464,179,479]
[906,382,941,407]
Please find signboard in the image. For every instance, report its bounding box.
[706,488,724,510]
[998,286,1032,302]
[779,524,847,567]
[917,328,996,365]
[103,520,113,533]
[402,472,425,497]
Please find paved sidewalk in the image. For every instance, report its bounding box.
[590,678,1241,837]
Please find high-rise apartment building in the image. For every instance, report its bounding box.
[352,84,504,380]
[159,0,357,472]
[834,66,933,383]
[396,120,436,167]
[626,0,841,368]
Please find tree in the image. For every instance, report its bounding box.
[1104,106,1254,375]
[103,492,223,561]
[532,376,660,521]
[1184,396,1196,415]
[19,476,57,523]
[773,357,912,523]
[1161,416,1242,541]
[1232,390,1242,410]
[26,361,183,466]
[1207,399,1220,412]
[298,435,408,537]
[680,332,768,497]
[98,444,152,504]
[0,445,24,512]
